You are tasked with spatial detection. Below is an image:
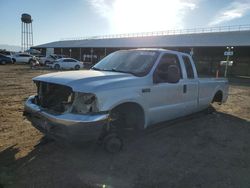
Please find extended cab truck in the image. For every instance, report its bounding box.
[24,49,228,151]
[13,53,36,64]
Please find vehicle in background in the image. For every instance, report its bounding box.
[0,54,13,64]
[35,55,45,58]
[25,48,41,55]
[49,58,84,70]
[30,59,40,68]
[38,54,67,66]
[0,51,15,61]
[38,54,57,66]
[13,53,35,64]
[54,54,67,59]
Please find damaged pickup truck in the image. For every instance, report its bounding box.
[24,49,228,152]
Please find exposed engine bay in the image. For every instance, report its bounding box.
[32,81,98,114]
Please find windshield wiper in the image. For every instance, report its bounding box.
[92,67,137,76]
[110,68,136,76]
[91,67,103,71]
[92,67,118,72]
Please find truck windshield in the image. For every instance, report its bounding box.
[92,50,159,76]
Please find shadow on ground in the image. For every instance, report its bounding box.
[1,111,250,188]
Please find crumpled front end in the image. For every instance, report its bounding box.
[24,81,109,142]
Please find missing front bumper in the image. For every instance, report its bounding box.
[24,95,109,141]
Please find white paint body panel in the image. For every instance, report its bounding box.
[14,53,33,63]
[49,58,84,70]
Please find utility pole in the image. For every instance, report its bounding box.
[69,49,72,57]
[91,48,94,64]
[224,46,234,77]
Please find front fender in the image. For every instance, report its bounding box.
[96,88,150,127]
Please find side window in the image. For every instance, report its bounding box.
[182,56,194,79]
[63,59,69,62]
[154,53,182,83]
[20,54,30,57]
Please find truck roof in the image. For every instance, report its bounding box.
[130,48,191,56]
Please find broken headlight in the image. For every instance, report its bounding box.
[71,92,99,114]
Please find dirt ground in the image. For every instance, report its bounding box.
[0,64,250,188]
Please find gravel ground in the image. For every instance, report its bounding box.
[0,64,250,188]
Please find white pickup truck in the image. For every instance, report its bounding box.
[24,49,228,151]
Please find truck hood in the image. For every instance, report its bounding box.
[33,70,145,93]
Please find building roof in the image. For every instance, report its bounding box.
[33,30,250,49]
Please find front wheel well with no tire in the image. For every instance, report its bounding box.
[110,102,145,131]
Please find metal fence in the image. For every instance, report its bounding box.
[61,24,250,41]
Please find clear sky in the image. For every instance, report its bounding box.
[0,0,250,48]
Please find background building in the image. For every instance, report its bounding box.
[32,25,250,77]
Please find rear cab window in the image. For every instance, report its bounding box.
[182,55,194,79]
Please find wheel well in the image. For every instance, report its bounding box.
[110,102,145,130]
[212,90,223,103]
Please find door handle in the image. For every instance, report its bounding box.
[142,88,151,93]
[183,84,187,93]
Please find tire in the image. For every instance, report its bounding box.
[28,59,33,64]
[44,61,49,66]
[12,59,16,63]
[54,64,60,70]
[30,59,36,64]
[75,65,80,70]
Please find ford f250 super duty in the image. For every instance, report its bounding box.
[24,49,228,151]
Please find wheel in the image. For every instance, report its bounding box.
[1,60,6,65]
[44,61,49,66]
[31,59,36,64]
[28,59,33,64]
[103,133,123,153]
[12,59,16,63]
[75,65,80,70]
[54,64,60,70]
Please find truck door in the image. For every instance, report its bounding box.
[149,53,186,124]
[181,55,199,113]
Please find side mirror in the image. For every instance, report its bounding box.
[167,65,181,83]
